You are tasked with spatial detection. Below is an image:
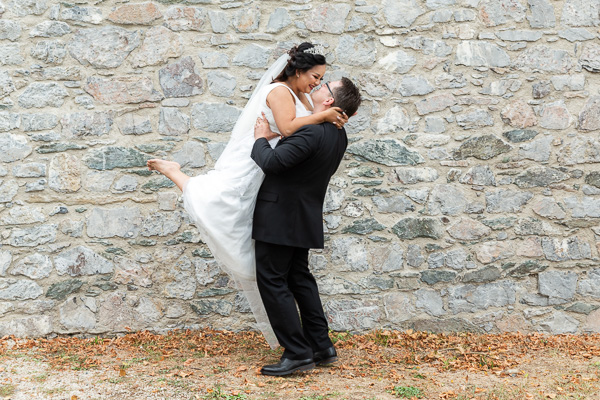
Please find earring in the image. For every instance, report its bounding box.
[296,74,299,78]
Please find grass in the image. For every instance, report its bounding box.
[389,386,423,398]
[203,385,248,400]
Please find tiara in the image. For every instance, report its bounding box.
[303,44,326,56]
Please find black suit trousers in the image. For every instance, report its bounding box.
[255,240,333,360]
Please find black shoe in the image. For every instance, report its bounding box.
[313,346,338,366]
[260,358,315,376]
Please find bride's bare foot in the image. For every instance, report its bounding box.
[147,159,190,191]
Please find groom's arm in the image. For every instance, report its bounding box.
[251,125,319,174]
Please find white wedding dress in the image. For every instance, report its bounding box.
[182,68,313,348]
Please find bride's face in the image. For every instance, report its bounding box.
[294,64,326,93]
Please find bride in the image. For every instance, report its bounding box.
[147,43,346,347]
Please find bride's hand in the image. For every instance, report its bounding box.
[323,107,348,129]
[254,112,280,141]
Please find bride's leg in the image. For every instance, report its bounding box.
[147,159,190,191]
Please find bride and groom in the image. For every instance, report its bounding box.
[147,43,362,376]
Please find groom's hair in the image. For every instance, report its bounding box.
[332,77,362,117]
[273,43,326,82]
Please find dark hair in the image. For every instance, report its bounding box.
[273,42,326,82]
[332,77,361,116]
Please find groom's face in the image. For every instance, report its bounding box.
[312,80,341,106]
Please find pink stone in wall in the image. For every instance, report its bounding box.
[84,76,163,104]
[108,2,163,25]
[500,99,537,128]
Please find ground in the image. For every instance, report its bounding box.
[0,330,600,399]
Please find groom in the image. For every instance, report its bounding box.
[251,77,361,376]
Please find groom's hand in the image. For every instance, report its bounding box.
[254,112,280,141]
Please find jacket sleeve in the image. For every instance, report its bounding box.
[251,125,319,174]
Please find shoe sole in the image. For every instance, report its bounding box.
[260,362,315,376]
[316,356,338,366]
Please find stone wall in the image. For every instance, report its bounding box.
[0,0,600,338]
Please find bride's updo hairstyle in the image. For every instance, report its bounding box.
[273,42,326,82]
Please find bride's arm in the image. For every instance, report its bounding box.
[266,87,344,137]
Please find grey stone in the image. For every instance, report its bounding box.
[10,224,57,247]
[83,146,150,170]
[394,167,439,185]
[462,266,501,283]
[513,45,574,73]
[165,256,196,300]
[527,0,556,28]
[0,315,51,337]
[82,170,117,193]
[194,258,221,286]
[59,296,96,331]
[480,79,522,96]
[370,243,404,273]
[382,0,425,27]
[347,139,424,167]
[164,6,206,31]
[585,172,600,189]
[421,270,456,285]
[0,71,15,99]
[456,109,494,130]
[561,0,600,27]
[198,52,229,69]
[427,184,468,216]
[404,36,453,57]
[0,179,18,203]
[207,142,227,161]
[578,269,600,298]
[129,26,183,68]
[116,114,152,136]
[191,103,242,133]
[305,3,350,34]
[68,26,140,69]
[358,73,398,97]
[515,166,570,188]
[97,293,161,331]
[448,281,516,314]
[415,289,445,317]
[159,56,203,98]
[447,217,492,240]
[61,111,113,139]
[531,197,567,219]
[538,270,577,304]
[266,8,291,33]
[507,260,548,278]
[21,113,58,132]
[112,175,137,193]
[207,71,236,97]
[384,292,416,323]
[46,279,83,300]
[61,5,103,24]
[538,311,579,334]
[342,218,385,235]
[425,116,446,133]
[232,6,260,33]
[565,303,599,315]
[0,43,24,65]
[30,40,66,64]
[29,21,70,38]
[453,134,512,160]
[503,129,538,143]
[558,136,600,165]
[459,165,496,186]
[336,34,376,67]
[324,299,381,331]
[372,195,415,214]
[496,30,543,41]
[59,219,84,238]
[393,217,444,239]
[373,106,410,134]
[542,236,592,261]
[173,141,206,168]
[580,43,600,73]
[159,108,190,136]
[454,9,476,22]
[579,96,600,131]
[377,50,414,73]
[398,75,435,96]
[18,83,68,109]
[11,253,52,280]
[86,207,141,238]
[455,41,511,67]
[7,0,47,16]
[0,112,19,132]
[564,196,600,218]
[479,0,527,26]
[532,80,552,99]
[559,28,596,42]
[431,8,452,22]
[0,20,21,41]
[330,237,369,272]
[208,10,229,33]
[486,189,533,213]
[319,276,361,295]
[1,205,45,224]
[191,299,233,316]
[48,153,81,193]
[415,93,457,115]
[0,251,11,276]
[539,100,573,130]
[141,212,182,237]
[406,244,425,267]
[232,44,270,68]
[55,246,114,276]
[0,279,43,300]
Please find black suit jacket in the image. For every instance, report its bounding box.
[251,122,347,249]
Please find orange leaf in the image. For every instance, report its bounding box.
[71,396,78,400]
[236,366,248,372]
[119,368,126,377]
